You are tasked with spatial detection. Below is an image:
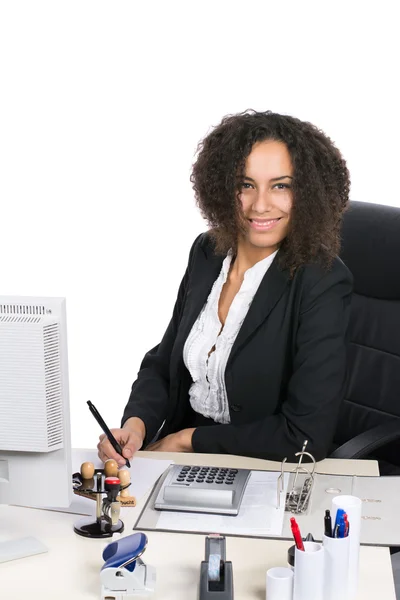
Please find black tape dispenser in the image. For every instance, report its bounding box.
[199,534,234,600]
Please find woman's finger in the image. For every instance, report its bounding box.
[97,438,124,466]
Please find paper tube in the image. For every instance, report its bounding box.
[266,566,293,600]
[323,533,350,600]
[331,495,362,600]
[293,541,324,600]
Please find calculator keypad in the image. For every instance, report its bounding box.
[175,466,239,486]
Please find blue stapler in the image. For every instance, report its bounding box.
[100,532,156,599]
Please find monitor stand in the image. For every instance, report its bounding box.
[0,536,48,563]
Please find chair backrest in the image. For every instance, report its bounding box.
[335,200,400,467]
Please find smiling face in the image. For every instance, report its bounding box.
[237,140,293,254]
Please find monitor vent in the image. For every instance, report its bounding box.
[0,315,42,324]
[43,322,63,447]
[0,317,64,452]
[0,304,46,315]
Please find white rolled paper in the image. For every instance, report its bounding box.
[331,495,362,600]
[266,566,293,600]
[323,533,350,600]
[207,553,221,581]
[293,541,324,600]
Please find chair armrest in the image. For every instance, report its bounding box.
[330,419,400,459]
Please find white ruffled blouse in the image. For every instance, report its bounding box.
[183,249,278,423]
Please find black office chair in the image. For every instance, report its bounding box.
[330,201,400,475]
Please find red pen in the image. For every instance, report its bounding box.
[344,513,350,537]
[290,517,305,551]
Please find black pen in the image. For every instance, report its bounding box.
[324,509,333,537]
[87,400,131,468]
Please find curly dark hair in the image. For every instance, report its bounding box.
[190,110,350,273]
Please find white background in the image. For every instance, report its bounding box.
[0,1,399,449]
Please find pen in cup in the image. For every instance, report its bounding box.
[290,517,305,551]
[338,515,346,538]
[333,508,345,538]
[87,400,131,468]
[324,509,332,537]
[329,507,350,538]
[344,513,350,537]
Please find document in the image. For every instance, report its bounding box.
[157,470,289,537]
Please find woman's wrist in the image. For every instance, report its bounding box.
[123,417,146,446]
[179,428,195,452]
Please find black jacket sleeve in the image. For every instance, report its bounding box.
[191,263,353,462]
[120,234,202,444]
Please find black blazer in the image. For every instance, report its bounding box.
[122,232,353,462]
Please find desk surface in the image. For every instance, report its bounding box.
[0,451,396,600]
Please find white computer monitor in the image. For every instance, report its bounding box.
[0,296,72,509]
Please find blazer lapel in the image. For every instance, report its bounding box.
[227,258,290,365]
[176,248,224,360]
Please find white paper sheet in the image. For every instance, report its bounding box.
[157,470,289,537]
[40,449,174,515]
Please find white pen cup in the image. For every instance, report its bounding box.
[323,533,350,600]
[293,541,324,600]
[331,495,362,600]
[266,567,293,600]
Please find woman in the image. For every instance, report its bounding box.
[98,110,353,466]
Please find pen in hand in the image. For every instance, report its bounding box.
[87,400,131,468]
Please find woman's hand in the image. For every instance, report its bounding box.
[146,428,195,453]
[97,417,146,467]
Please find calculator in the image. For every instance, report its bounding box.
[153,464,251,516]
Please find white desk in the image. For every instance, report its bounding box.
[0,451,396,600]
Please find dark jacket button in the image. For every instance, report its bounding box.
[230,404,242,412]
